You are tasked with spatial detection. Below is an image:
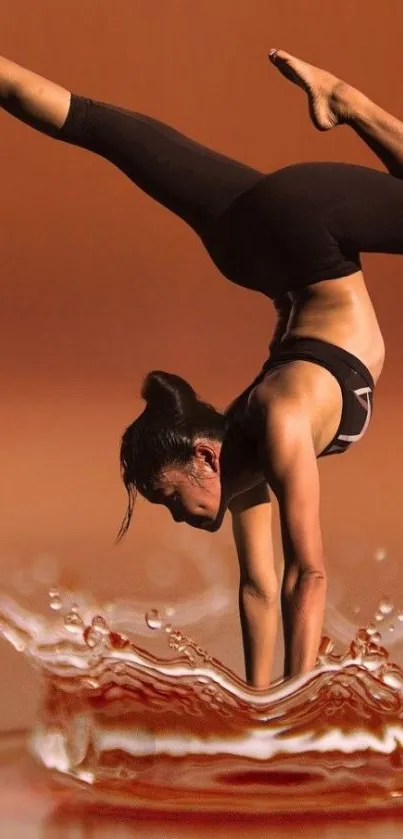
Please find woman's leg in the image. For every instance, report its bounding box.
[0,56,71,132]
[0,55,263,233]
[269,49,403,178]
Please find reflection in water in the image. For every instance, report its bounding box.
[2,589,403,824]
[2,731,403,839]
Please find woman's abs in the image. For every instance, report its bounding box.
[286,272,385,382]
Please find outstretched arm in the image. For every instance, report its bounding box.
[254,384,327,679]
[229,482,278,689]
[0,55,70,134]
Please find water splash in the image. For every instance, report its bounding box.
[1,589,403,817]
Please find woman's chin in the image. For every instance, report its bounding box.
[207,508,226,532]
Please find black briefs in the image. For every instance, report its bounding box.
[226,337,374,458]
[58,95,403,299]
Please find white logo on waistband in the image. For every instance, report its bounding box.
[337,386,372,444]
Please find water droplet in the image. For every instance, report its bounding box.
[367,623,377,635]
[49,595,62,611]
[145,609,163,630]
[49,587,60,598]
[398,611,403,622]
[91,615,109,635]
[165,624,173,634]
[389,625,396,633]
[375,612,384,622]
[70,603,79,613]
[374,548,387,562]
[64,612,84,633]
[83,626,102,649]
[371,632,382,645]
[379,597,394,616]
[165,606,175,617]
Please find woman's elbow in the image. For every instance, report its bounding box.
[240,579,279,607]
[282,565,327,600]
[302,567,327,582]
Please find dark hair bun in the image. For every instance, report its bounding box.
[141,370,197,419]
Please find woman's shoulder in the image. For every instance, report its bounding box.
[224,380,259,426]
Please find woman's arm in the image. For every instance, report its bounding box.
[254,388,327,679]
[229,482,278,689]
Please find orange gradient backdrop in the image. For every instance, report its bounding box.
[1,0,403,730]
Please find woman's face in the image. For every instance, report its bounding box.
[149,441,226,531]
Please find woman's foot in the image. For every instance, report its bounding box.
[268,49,350,131]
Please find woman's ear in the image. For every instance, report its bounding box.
[192,440,221,473]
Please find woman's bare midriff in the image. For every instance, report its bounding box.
[286,271,385,382]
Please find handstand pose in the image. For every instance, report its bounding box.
[2,49,402,687]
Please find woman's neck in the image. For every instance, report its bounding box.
[220,423,263,501]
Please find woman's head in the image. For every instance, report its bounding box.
[117,371,228,540]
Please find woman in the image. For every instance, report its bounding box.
[2,49,402,688]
